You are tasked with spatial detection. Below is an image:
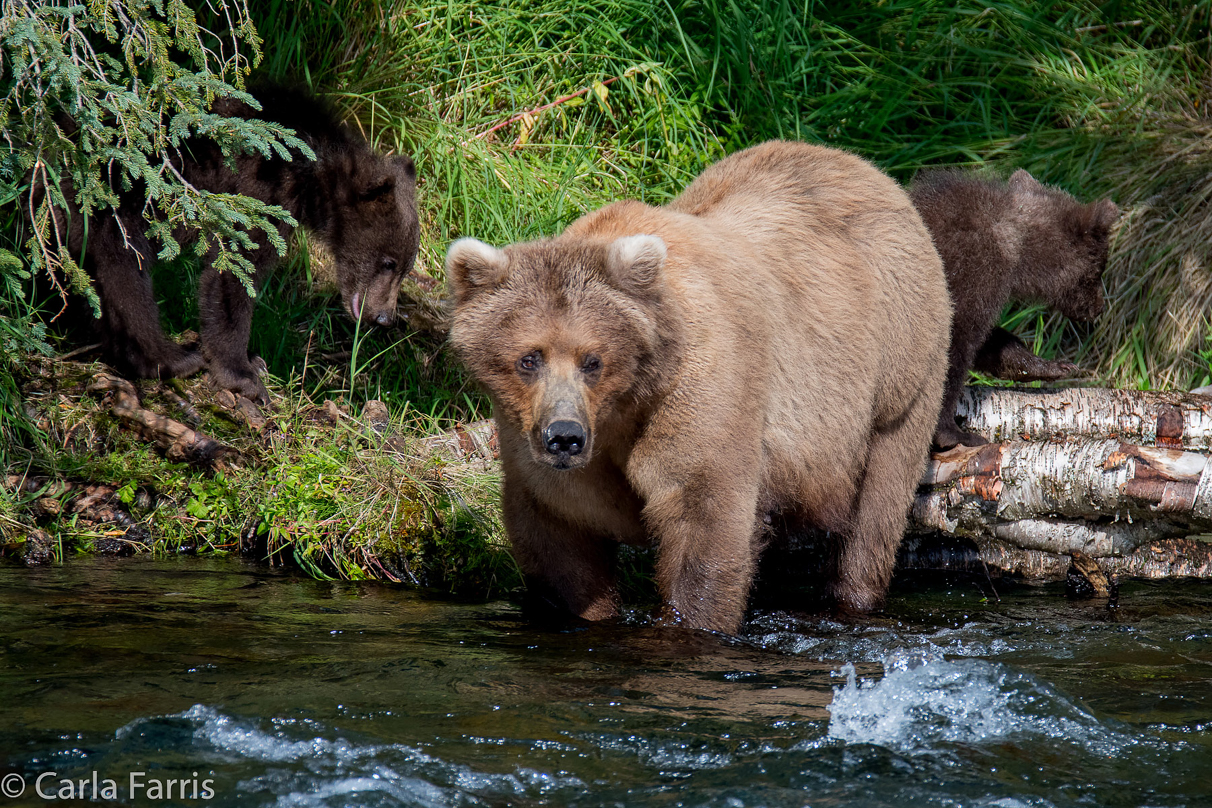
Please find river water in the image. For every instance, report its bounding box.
[1,558,1209,806]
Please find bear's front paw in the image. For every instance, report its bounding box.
[1015,358,1081,383]
[205,362,270,406]
[932,423,989,452]
[830,584,886,617]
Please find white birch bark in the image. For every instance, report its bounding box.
[957,386,1212,449]
[912,437,1212,555]
[968,536,1212,580]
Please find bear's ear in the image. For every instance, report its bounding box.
[604,234,666,294]
[1092,198,1119,231]
[392,154,417,182]
[1008,169,1044,196]
[447,238,509,303]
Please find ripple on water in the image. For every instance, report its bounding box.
[742,611,1138,663]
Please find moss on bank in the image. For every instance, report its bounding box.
[0,353,517,596]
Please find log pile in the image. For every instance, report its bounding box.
[916,387,1212,578]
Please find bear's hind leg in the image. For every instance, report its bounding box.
[199,262,269,403]
[832,392,937,613]
[91,216,204,379]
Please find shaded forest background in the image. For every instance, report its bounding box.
[1,0,1210,586]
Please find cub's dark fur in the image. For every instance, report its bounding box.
[45,84,418,402]
[910,169,1119,449]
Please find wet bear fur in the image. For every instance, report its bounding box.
[909,169,1119,449]
[447,141,951,633]
[42,84,419,402]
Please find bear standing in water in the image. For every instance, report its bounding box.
[40,85,419,403]
[909,169,1119,449]
[447,141,950,633]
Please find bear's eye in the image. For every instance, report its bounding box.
[580,354,601,374]
[380,257,398,274]
[516,352,542,374]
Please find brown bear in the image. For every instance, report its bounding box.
[447,141,951,633]
[909,168,1119,449]
[37,84,418,403]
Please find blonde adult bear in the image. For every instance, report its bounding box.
[447,141,950,633]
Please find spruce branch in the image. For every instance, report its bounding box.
[0,0,300,309]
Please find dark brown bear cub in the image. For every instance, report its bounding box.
[448,141,950,633]
[43,85,419,403]
[909,169,1119,449]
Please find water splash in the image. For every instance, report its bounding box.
[825,654,1136,757]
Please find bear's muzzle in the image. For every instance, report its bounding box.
[532,379,593,470]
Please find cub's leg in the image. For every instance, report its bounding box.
[198,234,281,403]
[973,327,1080,383]
[832,389,937,613]
[90,215,204,379]
[935,312,997,450]
[503,479,620,622]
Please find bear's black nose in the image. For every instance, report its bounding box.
[543,420,586,456]
[374,311,395,326]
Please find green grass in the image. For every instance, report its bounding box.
[239,0,1212,391]
[2,0,1211,589]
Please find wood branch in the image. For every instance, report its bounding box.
[474,75,621,141]
[963,537,1212,580]
[421,419,499,473]
[86,373,235,466]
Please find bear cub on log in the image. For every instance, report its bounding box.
[46,85,418,403]
[909,169,1119,449]
[448,141,951,633]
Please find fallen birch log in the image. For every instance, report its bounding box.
[912,439,1212,555]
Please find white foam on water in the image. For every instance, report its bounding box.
[588,734,733,771]
[118,705,584,805]
[194,705,398,764]
[978,799,1053,808]
[122,704,430,767]
[268,773,449,808]
[825,654,1133,757]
